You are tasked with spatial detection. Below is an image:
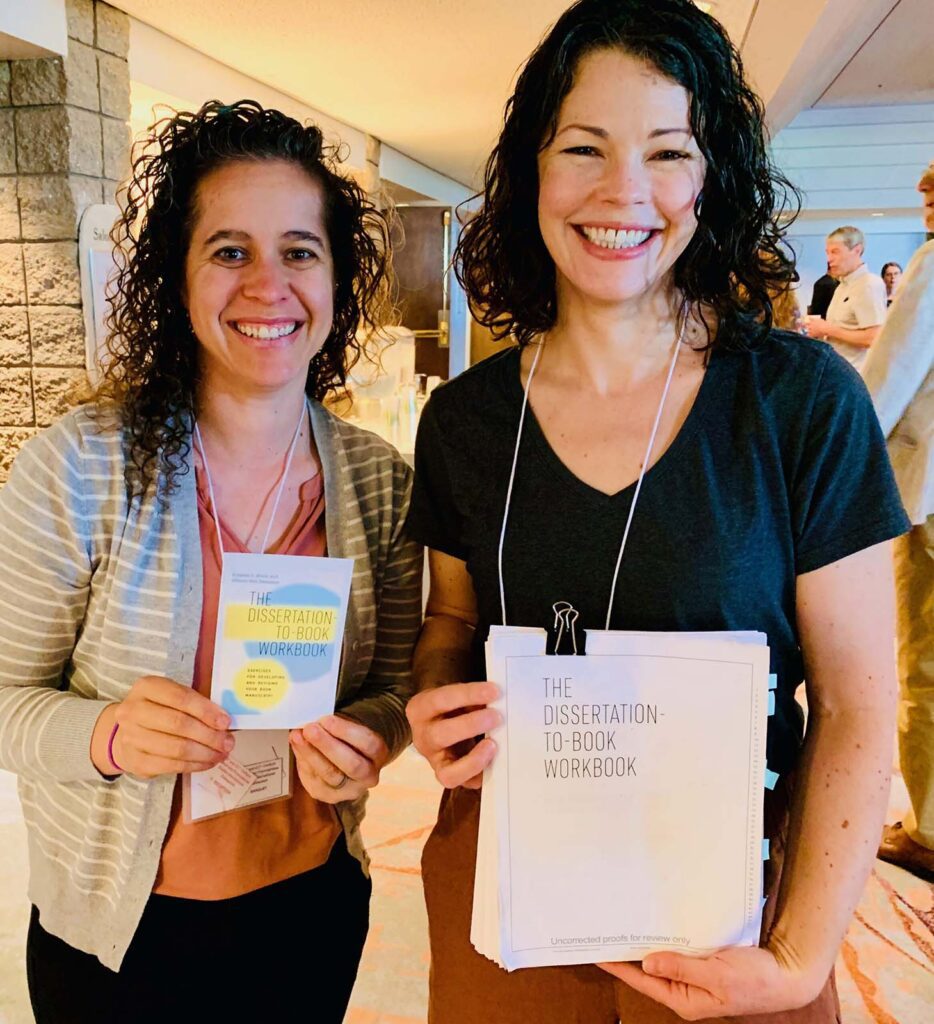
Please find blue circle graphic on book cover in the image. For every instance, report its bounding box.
[220,582,343,717]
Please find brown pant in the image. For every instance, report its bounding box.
[422,785,840,1024]
[894,516,934,849]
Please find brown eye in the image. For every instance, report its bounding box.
[214,246,247,262]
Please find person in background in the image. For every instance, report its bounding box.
[805,226,887,371]
[880,261,903,306]
[0,101,422,1023]
[404,1,908,1021]
[771,281,805,332]
[737,251,804,333]
[808,263,838,318]
[863,162,934,883]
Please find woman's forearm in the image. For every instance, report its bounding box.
[337,522,424,758]
[768,704,893,989]
[412,614,475,691]
[0,686,116,782]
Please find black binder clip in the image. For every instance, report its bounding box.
[547,601,584,655]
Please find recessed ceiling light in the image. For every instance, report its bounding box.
[870,212,885,217]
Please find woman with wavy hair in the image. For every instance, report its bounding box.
[0,101,421,1022]
[405,1,908,1021]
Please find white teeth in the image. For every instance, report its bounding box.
[234,321,298,340]
[581,226,652,250]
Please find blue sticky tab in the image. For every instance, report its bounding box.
[768,673,777,690]
[767,692,776,716]
[764,767,779,790]
[761,838,770,860]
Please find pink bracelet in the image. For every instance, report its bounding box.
[107,722,123,773]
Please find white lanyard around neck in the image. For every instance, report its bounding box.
[193,398,309,565]
[497,324,686,630]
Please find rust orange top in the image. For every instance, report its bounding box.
[154,469,340,899]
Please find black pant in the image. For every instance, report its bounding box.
[27,835,371,1024]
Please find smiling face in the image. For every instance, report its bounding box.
[184,158,334,398]
[536,48,705,314]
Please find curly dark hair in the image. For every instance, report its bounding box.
[97,99,392,498]
[456,0,801,349]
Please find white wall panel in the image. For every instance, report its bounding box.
[772,103,934,224]
[776,122,934,148]
[791,165,925,190]
[790,214,925,235]
[789,104,934,128]
[0,0,66,58]
[795,188,922,210]
[773,143,933,170]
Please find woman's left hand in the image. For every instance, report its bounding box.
[598,942,822,1020]
[289,714,389,803]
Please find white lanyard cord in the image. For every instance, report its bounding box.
[497,325,685,629]
[193,398,308,564]
[497,340,544,626]
[603,326,683,628]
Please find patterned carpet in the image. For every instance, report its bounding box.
[2,754,932,1023]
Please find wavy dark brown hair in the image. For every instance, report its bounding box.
[456,0,801,349]
[97,100,392,498]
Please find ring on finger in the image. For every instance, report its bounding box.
[327,772,348,790]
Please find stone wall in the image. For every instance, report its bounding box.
[0,0,130,482]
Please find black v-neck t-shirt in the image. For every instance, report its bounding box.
[406,332,909,772]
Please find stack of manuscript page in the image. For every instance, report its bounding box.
[472,627,771,971]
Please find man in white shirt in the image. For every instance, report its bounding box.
[805,225,887,370]
[862,162,934,882]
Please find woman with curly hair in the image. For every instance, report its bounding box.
[0,100,421,1022]
[405,1,908,1021]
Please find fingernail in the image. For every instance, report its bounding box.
[224,735,235,750]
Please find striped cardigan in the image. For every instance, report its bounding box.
[0,400,423,970]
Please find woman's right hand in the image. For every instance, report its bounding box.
[90,675,233,778]
[405,682,501,790]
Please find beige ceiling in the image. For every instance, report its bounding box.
[816,0,934,107]
[110,0,757,188]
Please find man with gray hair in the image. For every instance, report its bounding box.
[806,225,887,370]
[862,162,934,882]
